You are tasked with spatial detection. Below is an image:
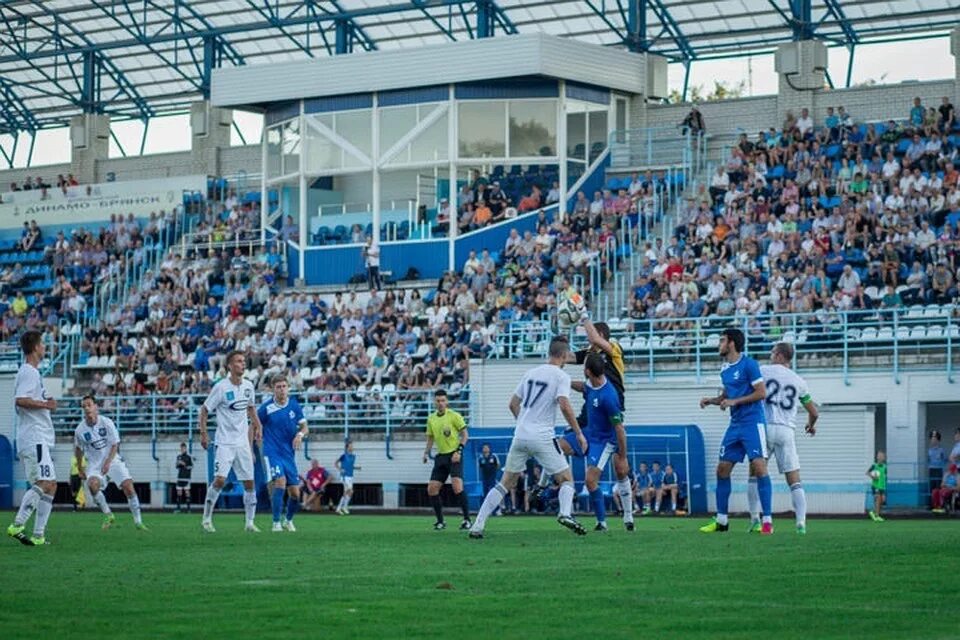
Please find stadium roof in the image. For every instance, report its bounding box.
[0,0,958,135]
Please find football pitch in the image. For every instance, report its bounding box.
[1,512,957,639]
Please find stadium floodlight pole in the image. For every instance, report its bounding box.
[372,92,381,266]
[298,105,308,283]
[447,83,458,272]
[557,80,567,221]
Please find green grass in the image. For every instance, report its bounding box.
[1,512,958,639]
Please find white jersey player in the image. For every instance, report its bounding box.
[748,342,819,534]
[199,351,263,533]
[7,331,57,546]
[74,395,146,530]
[469,337,589,538]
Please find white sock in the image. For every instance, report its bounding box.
[617,479,634,524]
[14,485,43,526]
[33,493,54,537]
[558,481,574,518]
[337,496,345,510]
[791,482,807,526]
[343,494,352,508]
[670,499,676,511]
[654,500,661,512]
[747,478,760,523]
[93,491,111,515]
[538,470,551,489]
[472,484,506,531]
[203,485,221,522]
[127,494,142,525]
[716,513,729,526]
[243,491,257,526]
[762,514,773,525]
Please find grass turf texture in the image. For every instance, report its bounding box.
[1,513,958,639]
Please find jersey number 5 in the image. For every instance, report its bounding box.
[765,379,796,411]
[523,380,548,408]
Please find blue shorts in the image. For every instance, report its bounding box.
[263,450,299,485]
[560,431,617,469]
[719,421,768,464]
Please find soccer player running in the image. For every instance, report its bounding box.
[7,330,58,546]
[422,389,471,530]
[335,441,361,515]
[699,328,775,534]
[258,376,309,532]
[469,337,589,538]
[561,353,632,532]
[199,350,263,533]
[746,342,819,534]
[74,395,147,530]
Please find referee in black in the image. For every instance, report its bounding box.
[422,389,470,530]
[175,442,193,512]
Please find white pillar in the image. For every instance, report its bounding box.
[371,93,382,251]
[558,80,567,220]
[951,26,960,105]
[447,84,458,272]
[297,105,306,282]
[260,124,268,245]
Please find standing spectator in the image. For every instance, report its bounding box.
[909,97,925,130]
[931,465,958,513]
[363,237,381,290]
[939,96,955,133]
[478,443,500,513]
[175,442,193,512]
[928,431,946,493]
[867,451,887,522]
[681,105,705,137]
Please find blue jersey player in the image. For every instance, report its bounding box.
[257,376,308,532]
[561,353,634,531]
[336,442,361,515]
[699,328,774,534]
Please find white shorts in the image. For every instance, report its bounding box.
[87,457,133,487]
[213,443,254,482]
[766,424,800,474]
[342,476,354,491]
[504,438,569,476]
[20,443,56,484]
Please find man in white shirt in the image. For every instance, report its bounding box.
[363,238,381,290]
[7,331,57,546]
[199,351,263,532]
[796,108,814,138]
[838,265,861,297]
[469,337,588,538]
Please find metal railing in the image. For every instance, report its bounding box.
[50,387,470,460]
[494,306,959,384]
[609,127,710,177]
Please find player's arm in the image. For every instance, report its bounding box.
[721,380,766,409]
[581,317,615,356]
[612,413,627,458]
[248,403,263,445]
[557,395,587,456]
[74,444,86,479]
[16,394,56,411]
[453,416,469,464]
[571,380,585,393]
[198,404,210,449]
[101,443,118,474]
[699,390,726,409]
[422,432,434,464]
[293,419,308,450]
[801,394,819,435]
[508,394,521,419]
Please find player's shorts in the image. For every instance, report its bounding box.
[263,450,299,485]
[20,443,56,484]
[560,430,587,457]
[765,423,800,474]
[176,479,190,489]
[719,420,768,463]
[871,487,886,495]
[430,452,463,483]
[503,438,569,476]
[86,456,133,487]
[341,475,354,491]
[213,442,254,482]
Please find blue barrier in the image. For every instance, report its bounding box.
[461,424,707,513]
[0,436,12,509]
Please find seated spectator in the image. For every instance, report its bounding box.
[931,464,958,513]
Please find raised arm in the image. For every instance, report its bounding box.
[582,318,614,356]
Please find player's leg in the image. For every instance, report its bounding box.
[271,474,288,531]
[283,461,301,530]
[654,486,663,513]
[747,465,761,530]
[342,477,354,512]
[202,445,230,530]
[613,454,634,528]
[471,441,528,536]
[427,454,449,527]
[784,470,806,532]
[587,443,614,530]
[750,454,774,533]
[236,446,259,531]
[776,428,806,531]
[450,455,470,528]
[700,434,738,532]
[86,474,117,531]
[110,460,144,528]
[9,448,43,541]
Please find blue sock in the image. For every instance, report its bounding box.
[757,474,773,517]
[590,488,606,523]
[271,488,284,523]
[716,476,731,516]
[286,495,300,522]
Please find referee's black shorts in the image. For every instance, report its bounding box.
[430,452,463,483]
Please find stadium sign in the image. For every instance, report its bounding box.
[0,192,179,225]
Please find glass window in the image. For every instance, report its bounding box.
[379,106,417,163]
[509,100,557,157]
[303,114,340,174]
[566,107,586,161]
[588,110,608,163]
[282,119,301,174]
[410,111,449,163]
[335,109,372,167]
[458,101,506,158]
[266,125,282,178]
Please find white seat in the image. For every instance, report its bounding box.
[947,325,960,338]
[906,304,924,319]
[895,326,911,340]
[895,285,910,295]
[863,286,880,301]
[909,326,927,340]
[633,336,648,350]
[923,305,944,319]
[877,327,894,341]
[382,383,396,394]
[106,355,117,367]
[314,405,327,419]
[366,345,378,360]
[102,372,116,387]
[782,331,797,344]
[123,372,134,386]
[704,334,720,348]
[618,336,634,352]
[414,344,430,358]
[796,330,809,344]
[926,325,944,338]
[846,328,862,341]
[861,327,878,342]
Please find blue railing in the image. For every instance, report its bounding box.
[494,306,959,384]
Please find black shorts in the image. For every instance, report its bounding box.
[176,479,190,489]
[430,453,462,483]
[70,474,81,493]
[871,487,886,496]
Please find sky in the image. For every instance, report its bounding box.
[2,37,955,171]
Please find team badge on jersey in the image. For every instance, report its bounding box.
[83,432,92,441]
[226,391,235,401]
